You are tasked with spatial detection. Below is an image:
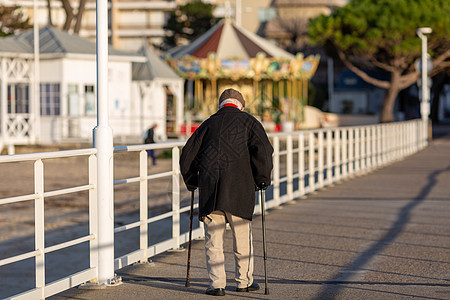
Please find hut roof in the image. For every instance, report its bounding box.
[133,45,181,81]
[0,26,138,58]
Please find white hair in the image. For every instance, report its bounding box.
[219,98,244,110]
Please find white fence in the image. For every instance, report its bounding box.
[0,119,428,299]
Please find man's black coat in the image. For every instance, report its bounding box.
[180,106,273,221]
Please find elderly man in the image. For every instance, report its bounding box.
[180,88,273,296]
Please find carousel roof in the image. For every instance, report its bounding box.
[168,19,294,60]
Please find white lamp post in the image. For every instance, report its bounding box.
[95,0,115,286]
[33,0,40,146]
[416,27,432,121]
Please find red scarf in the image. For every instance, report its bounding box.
[222,103,238,108]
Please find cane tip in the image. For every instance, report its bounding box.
[185,281,190,288]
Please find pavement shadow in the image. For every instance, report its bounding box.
[120,274,209,295]
[314,161,450,300]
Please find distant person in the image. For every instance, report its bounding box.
[145,124,157,165]
[180,88,273,296]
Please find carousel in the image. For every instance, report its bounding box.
[167,18,320,130]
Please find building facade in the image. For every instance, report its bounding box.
[1,0,176,51]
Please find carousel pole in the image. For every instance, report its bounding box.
[297,79,302,121]
[268,81,273,107]
[303,79,308,105]
[280,80,285,122]
[302,78,307,122]
[199,79,203,111]
[287,78,292,116]
[194,79,199,110]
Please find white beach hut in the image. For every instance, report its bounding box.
[0,26,182,150]
[131,45,184,141]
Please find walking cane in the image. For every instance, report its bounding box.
[185,190,195,287]
[260,185,269,295]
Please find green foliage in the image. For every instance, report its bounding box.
[309,0,450,122]
[0,5,31,37]
[309,0,450,66]
[163,0,221,49]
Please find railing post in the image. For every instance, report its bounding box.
[414,121,419,152]
[377,125,382,166]
[308,132,315,192]
[326,130,332,184]
[389,124,394,161]
[367,127,373,170]
[409,122,414,153]
[361,127,367,171]
[348,128,354,176]
[399,123,404,158]
[424,119,428,148]
[334,129,341,182]
[172,146,181,248]
[371,126,377,168]
[384,125,388,163]
[88,154,99,279]
[273,136,280,206]
[298,133,305,197]
[318,131,324,188]
[393,123,398,160]
[355,127,360,173]
[418,120,421,149]
[422,120,425,148]
[34,159,45,298]
[400,123,405,156]
[392,124,399,160]
[402,123,407,157]
[139,150,148,261]
[287,135,293,200]
[342,128,348,179]
[398,123,402,158]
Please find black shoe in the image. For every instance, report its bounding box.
[205,288,226,296]
[236,282,260,292]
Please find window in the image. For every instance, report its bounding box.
[85,85,96,116]
[258,8,277,22]
[7,83,30,113]
[40,83,61,115]
[68,84,80,116]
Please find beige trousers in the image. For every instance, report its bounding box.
[203,210,254,289]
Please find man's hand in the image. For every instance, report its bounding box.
[258,182,268,190]
[185,174,198,192]
[187,184,197,192]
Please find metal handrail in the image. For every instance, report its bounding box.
[0,119,428,299]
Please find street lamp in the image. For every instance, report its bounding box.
[416,27,432,122]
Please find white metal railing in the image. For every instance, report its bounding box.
[0,119,428,299]
[0,149,98,300]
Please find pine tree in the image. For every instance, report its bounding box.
[163,1,220,50]
[309,0,450,122]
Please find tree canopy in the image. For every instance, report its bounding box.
[163,0,220,50]
[309,0,450,122]
[0,5,31,37]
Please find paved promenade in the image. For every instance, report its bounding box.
[51,126,450,300]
